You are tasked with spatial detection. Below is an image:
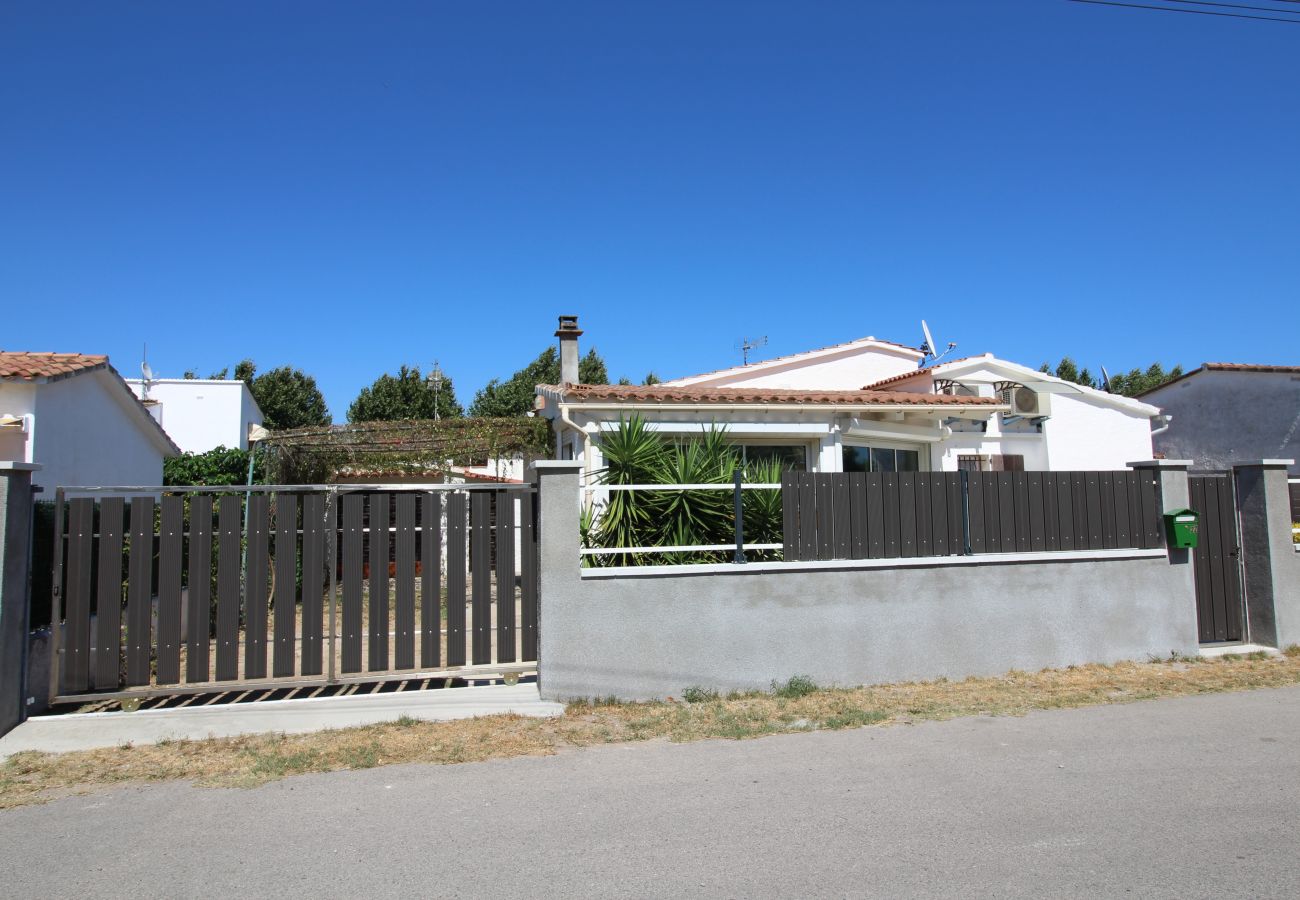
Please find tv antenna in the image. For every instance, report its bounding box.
[140,344,155,400]
[738,336,767,366]
[427,360,445,421]
[919,320,958,368]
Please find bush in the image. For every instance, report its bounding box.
[163,446,262,486]
[772,675,819,699]
[682,686,720,703]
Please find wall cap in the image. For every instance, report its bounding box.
[531,460,584,473]
[581,547,1168,580]
[1128,459,1193,469]
[0,461,41,472]
[1231,459,1295,470]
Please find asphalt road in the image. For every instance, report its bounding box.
[2,686,1298,899]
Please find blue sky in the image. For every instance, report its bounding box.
[3,1,1297,421]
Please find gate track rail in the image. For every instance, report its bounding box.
[46,482,538,705]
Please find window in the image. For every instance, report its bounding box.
[739,444,807,472]
[842,445,920,473]
[956,453,1025,472]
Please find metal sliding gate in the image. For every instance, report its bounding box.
[45,483,538,704]
[1188,474,1245,644]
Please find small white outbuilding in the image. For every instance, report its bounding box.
[0,352,179,491]
[124,377,264,453]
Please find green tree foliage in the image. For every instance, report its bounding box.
[1105,363,1185,397]
[585,416,785,565]
[347,364,463,423]
[469,346,610,417]
[163,445,264,485]
[1038,358,1183,397]
[243,364,332,430]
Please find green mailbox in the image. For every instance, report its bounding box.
[1164,508,1199,549]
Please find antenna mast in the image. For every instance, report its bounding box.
[739,336,767,366]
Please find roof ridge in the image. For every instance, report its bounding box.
[663,335,924,385]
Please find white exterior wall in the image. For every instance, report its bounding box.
[126,379,263,452]
[0,384,37,463]
[25,373,166,491]
[679,346,920,390]
[1037,393,1155,470]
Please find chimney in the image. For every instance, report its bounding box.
[556,315,582,384]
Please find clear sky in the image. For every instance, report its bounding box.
[3,1,1297,421]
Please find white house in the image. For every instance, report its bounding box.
[534,319,1161,480]
[0,352,180,490]
[124,377,264,453]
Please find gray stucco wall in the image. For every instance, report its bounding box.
[534,463,1200,702]
[1146,370,1300,476]
[1235,462,1300,648]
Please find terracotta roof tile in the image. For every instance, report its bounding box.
[1202,363,1300,373]
[539,383,1001,406]
[0,352,108,381]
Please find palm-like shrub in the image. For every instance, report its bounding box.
[587,416,786,565]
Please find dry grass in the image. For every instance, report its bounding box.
[4,649,1300,811]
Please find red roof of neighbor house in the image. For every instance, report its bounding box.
[1137,362,1300,396]
[0,352,108,381]
[1201,363,1300,373]
[538,383,1001,406]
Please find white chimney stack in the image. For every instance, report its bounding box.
[556,315,582,384]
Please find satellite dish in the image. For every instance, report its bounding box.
[141,361,154,382]
[918,320,958,368]
[140,344,155,399]
[1100,365,1112,393]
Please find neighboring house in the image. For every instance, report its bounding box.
[0,352,180,490]
[534,318,1161,479]
[1139,363,1300,476]
[124,377,264,453]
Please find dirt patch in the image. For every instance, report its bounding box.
[4,650,1299,810]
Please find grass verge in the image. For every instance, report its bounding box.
[3,648,1300,810]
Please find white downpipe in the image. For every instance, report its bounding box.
[556,402,593,476]
[1150,414,1173,438]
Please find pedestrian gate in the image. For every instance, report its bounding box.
[1188,474,1245,644]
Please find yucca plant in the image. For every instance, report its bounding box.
[742,457,785,560]
[589,415,666,566]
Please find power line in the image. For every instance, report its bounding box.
[1068,0,1300,23]
[1160,0,1300,13]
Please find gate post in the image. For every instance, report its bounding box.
[1233,460,1300,648]
[531,461,583,699]
[0,462,39,738]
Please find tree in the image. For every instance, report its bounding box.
[248,365,331,430]
[1039,357,1183,397]
[348,364,463,422]
[642,372,661,386]
[469,346,611,418]
[164,445,263,485]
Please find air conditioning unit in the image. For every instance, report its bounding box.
[1004,385,1050,418]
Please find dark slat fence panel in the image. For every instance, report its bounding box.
[124,496,155,687]
[273,494,299,678]
[215,496,242,681]
[781,473,799,561]
[421,492,443,668]
[93,497,126,689]
[470,491,493,665]
[780,470,1166,563]
[519,492,539,662]
[367,493,390,672]
[186,495,213,683]
[496,492,517,664]
[61,498,94,693]
[394,494,417,670]
[341,494,364,674]
[1290,481,1300,521]
[446,493,468,667]
[244,494,270,680]
[155,495,185,685]
[300,493,325,677]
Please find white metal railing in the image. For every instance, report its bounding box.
[579,480,782,562]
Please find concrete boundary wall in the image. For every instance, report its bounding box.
[535,461,1201,701]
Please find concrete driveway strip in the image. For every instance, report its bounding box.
[1,686,1297,900]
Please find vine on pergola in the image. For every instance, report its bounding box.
[261,417,552,484]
